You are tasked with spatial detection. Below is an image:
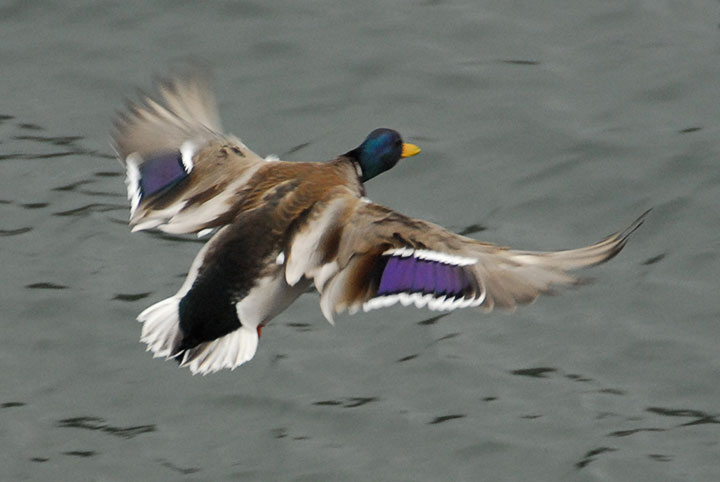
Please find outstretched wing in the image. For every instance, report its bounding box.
[112,73,268,234]
[284,196,648,322]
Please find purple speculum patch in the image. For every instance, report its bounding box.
[377,255,473,298]
[139,151,188,199]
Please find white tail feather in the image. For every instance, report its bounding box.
[180,326,259,375]
[138,296,259,375]
[138,297,182,359]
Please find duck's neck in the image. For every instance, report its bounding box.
[332,155,367,196]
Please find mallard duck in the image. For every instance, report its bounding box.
[112,73,647,375]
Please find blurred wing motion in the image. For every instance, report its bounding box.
[112,73,268,234]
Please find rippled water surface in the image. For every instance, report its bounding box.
[2,1,720,481]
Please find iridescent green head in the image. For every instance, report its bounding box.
[347,128,421,182]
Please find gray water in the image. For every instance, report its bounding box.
[2,1,719,480]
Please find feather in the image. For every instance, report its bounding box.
[315,203,650,319]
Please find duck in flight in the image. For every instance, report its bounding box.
[112,73,647,375]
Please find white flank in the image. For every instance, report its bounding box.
[235,271,303,328]
[179,140,196,173]
[125,154,142,218]
[275,252,285,265]
[264,154,280,162]
[197,228,214,238]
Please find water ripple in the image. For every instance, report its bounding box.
[158,459,200,475]
[57,416,156,439]
[417,313,449,326]
[608,427,666,438]
[510,367,557,378]
[456,223,487,236]
[642,253,666,265]
[429,414,466,424]
[0,227,32,237]
[53,203,126,217]
[646,406,720,426]
[13,134,84,146]
[396,354,419,363]
[113,292,152,302]
[576,446,617,469]
[63,450,97,458]
[313,397,378,409]
[25,282,68,290]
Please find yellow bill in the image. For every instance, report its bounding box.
[401,143,421,158]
